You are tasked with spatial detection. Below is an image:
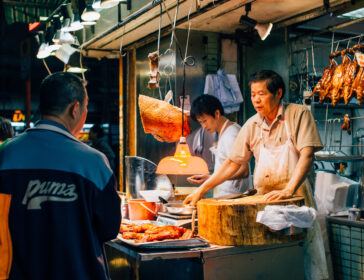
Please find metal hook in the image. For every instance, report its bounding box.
[183,56,195,66]
[163,64,174,76]
[119,25,127,57]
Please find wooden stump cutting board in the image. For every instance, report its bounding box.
[197,195,305,246]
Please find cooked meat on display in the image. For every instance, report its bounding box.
[148,51,160,89]
[138,95,191,142]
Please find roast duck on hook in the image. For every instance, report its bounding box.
[309,44,364,105]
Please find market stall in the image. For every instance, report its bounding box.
[105,239,304,280]
[87,1,364,279]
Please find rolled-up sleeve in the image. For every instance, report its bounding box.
[295,109,323,152]
[228,122,253,164]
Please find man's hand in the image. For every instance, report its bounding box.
[263,190,293,201]
[187,174,210,185]
[183,188,204,206]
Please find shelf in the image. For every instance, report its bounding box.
[315,154,364,162]
[312,103,363,109]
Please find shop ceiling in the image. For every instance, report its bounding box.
[3,0,364,58]
[81,0,364,58]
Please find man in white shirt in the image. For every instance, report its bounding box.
[187,95,251,197]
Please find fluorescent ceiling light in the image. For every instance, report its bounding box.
[338,7,364,19]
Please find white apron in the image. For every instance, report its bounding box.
[254,120,304,196]
[254,119,328,280]
[211,120,250,197]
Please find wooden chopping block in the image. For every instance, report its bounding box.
[197,195,305,246]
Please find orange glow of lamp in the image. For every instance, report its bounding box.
[155,137,209,175]
[155,58,209,175]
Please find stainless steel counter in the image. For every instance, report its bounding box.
[105,239,304,280]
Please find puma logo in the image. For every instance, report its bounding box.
[22,179,78,210]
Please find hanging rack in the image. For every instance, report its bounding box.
[316,115,364,122]
[291,34,364,54]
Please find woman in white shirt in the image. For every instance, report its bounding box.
[187,95,252,197]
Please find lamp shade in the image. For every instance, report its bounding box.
[239,15,273,41]
[37,43,51,59]
[100,0,119,8]
[156,137,209,175]
[66,52,88,73]
[100,0,128,9]
[81,5,100,21]
[255,22,273,41]
[81,20,96,26]
[239,15,257,28]
[68,14,84,32]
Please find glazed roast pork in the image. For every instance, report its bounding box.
[138,94,191,142]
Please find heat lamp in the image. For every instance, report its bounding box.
[155,137,209,175]
[156,61,209,175]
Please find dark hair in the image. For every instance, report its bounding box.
[40,72,85,116]
[0,117,14,141]
[190,95,224,122]
[249,70,285,99]
[90,124,104,139]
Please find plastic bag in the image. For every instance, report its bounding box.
[256,205,317,231]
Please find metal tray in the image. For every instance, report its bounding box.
[165,202,196,215]
[116,234,210,249]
